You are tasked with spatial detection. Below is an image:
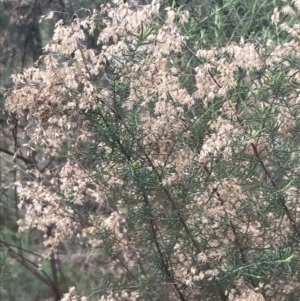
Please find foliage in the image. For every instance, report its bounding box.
[4,0,300,300]
[0,248,9,301]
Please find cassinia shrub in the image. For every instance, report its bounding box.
[6,0,300,300]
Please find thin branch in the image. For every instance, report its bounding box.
[142,151,201,253]
[251,142,296,229]
[142,192,186,301]
[0,242,54,288]
[0,146,33,165]
[153,12,221,88]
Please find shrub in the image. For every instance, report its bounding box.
[6,0,300,300]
